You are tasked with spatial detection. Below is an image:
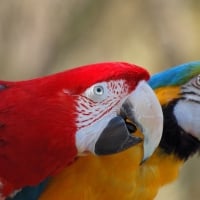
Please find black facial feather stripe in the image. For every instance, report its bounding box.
[180,97,200,104]
[181,91,197,96]
[192,83,200,90]
[160,99,200,160]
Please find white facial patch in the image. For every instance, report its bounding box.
[75,80,128,129]
[75,113,116,154]
[174,100,200,140]
[176,74,200,140]
[75,80,129,154]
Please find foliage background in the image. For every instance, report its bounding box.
[0,1,200,199]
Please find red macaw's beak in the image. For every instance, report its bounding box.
[95,81,163,162]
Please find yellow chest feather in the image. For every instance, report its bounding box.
[39,145,183,200]
[39,87,183,200]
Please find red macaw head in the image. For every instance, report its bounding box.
[53,62,163,161]
[0,62,163,196]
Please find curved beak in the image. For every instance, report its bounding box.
[94,116,142,155]
[95,80,163,161]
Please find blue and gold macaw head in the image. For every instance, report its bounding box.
[149,61,200,88]
[149,61,200,105]
[149,61,200,160]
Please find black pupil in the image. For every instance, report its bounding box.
[96,87,102,93]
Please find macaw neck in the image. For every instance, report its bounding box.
[160,99,200,160]
[0,78,78,196]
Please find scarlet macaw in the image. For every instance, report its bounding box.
[12,61,200,200]
[0,62,163,199]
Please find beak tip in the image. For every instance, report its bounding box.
[140,156,148,165]
[140,155,151,165]
[123,80,163,165]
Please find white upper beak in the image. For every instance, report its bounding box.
[123,80,163,161]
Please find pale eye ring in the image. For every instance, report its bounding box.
[93,85,104,96]
[196,75,200,86]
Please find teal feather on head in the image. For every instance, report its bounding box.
[149,61,200,89]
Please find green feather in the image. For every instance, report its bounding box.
[149,61,200,89]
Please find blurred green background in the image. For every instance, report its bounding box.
[0,0,200,199]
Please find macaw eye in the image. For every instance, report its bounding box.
[191,74,200,88]
[196,75,200,86]
[84,82,108,102]
[93,86,104,96]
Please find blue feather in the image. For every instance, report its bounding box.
[149,61,200,89]
[6,180,49,200]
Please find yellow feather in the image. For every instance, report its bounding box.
[154,86,180,105]
[39,147,183,200]
[39,86,184,200]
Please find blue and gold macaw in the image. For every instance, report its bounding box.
[9,61,200,200]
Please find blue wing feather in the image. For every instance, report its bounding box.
[6,180,49,200]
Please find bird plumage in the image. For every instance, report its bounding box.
[15,61,200,200]
[0,62,163,199]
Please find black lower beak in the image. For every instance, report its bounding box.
[94,116,142,155]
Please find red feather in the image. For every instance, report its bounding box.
[0,62,149,196]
